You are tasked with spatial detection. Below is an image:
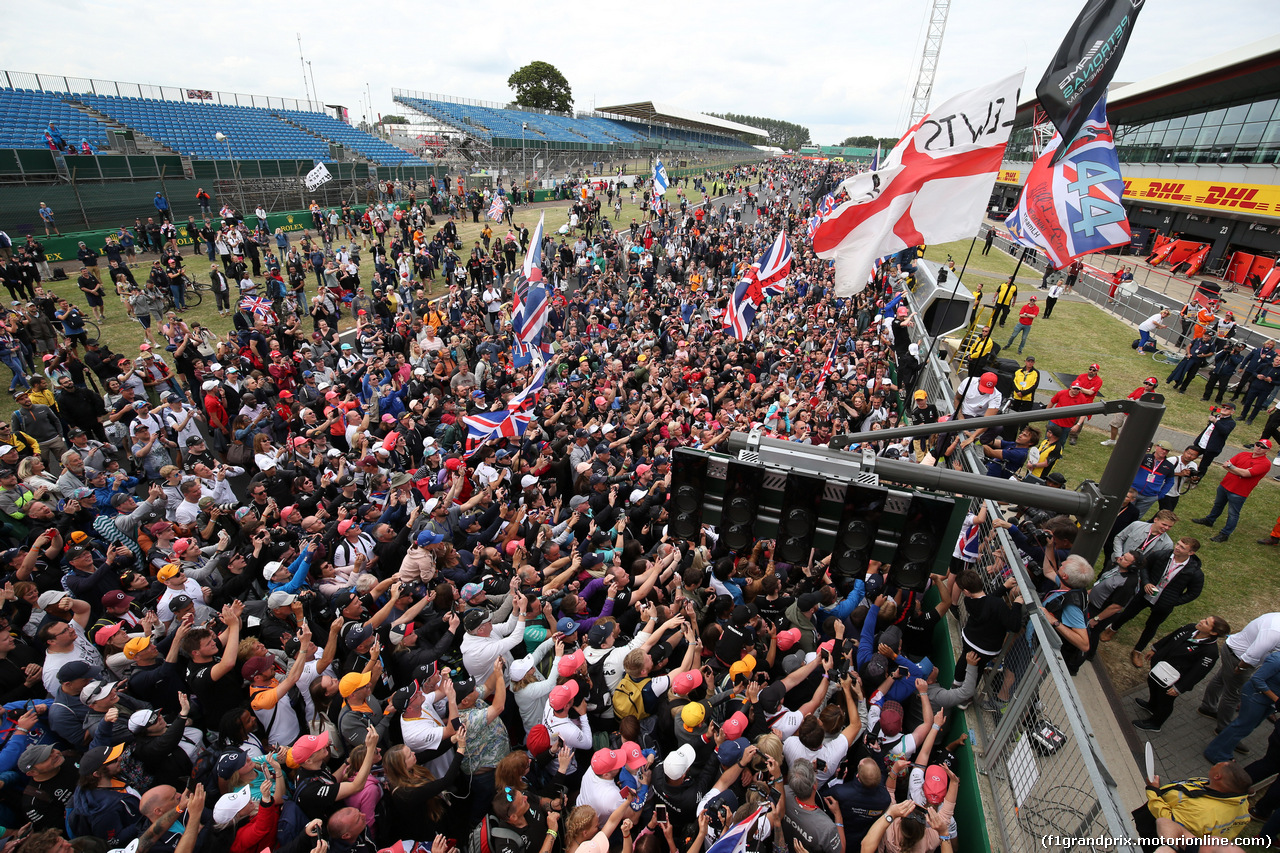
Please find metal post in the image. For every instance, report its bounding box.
[69,167,90,229]
[1073,393,1167,564]
[158,165,170,221]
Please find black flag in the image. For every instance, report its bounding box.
[808,162,833,207]
[1036,0,1145,153]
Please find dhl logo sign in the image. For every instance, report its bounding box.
[1121,177,1277,214]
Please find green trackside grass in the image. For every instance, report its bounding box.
[1051,438,1280,692]
[1,184,708,422]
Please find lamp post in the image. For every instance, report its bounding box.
[521,122,527,190]
[215,132,247,215]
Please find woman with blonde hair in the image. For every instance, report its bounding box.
[564,799,634,853]
[382,739,464,841]
[17,455,58,492]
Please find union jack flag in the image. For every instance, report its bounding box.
[1005,92,1131,270]
[725,278,761,341]
[512,213,545,332]
[513,285,550,367]
[704,805,769,853]
[815,338,837,397]
[754,231,794,296]
[487,195,505,221]
[806,214,823,242]
[461,362,546,451]
[239,296,275,319]
[819,193,837,218]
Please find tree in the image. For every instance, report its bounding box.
[707,113,810,151]
[379,115,408,125]
[508,62,573,113]
[839,135,899,149]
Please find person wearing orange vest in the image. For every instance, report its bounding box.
[1192,302,1218,340]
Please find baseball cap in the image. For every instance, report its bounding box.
[878,700,905,736]
[587,621,613,647]
[672,669,703,696]
[17,744,55,775]
[78,743,125,777]
[728,654,757,680]
[913,390,927,400]
[38,590,70,610]
[93,622,127,646]
[463,609,490,632]
[978,372,998,393]
[267,590,297,608]
[288,732,330,767]
[460,582,484,601]
[415,529,444,546]
[776,627,802,651]
[721,711,749,740]
[1256,438,1275,450]
[664,743,697,779]
[549,680,579,712]
[127,709,160,733]
[339,671,372,698]
[1155,440,1174,451]
[389,622,415,645]
[717,737,748,766]
[212,786,253,824]
[797,591,822,612]
[923,765,949,804]
[344,623,374,649]
[509,658,537,682]
[261,561,283,581]
[123,637,151,660]
[681,702,705,730]
[557,649,586,677]
[590,747,626,776]
[216,749,249,779]
[156,564,181,581]
[556,616,580,635]
[79,680,117,704]
[621,740,646,771]
[169,594,193,612]
[758,681,788,714]
[240,656,275,680]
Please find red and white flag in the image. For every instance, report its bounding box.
[814,71,1024,296]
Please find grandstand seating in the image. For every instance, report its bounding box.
[0,88,112,150]
[79,94,331,160]
[274,109,419,165]
[394,94,754,149]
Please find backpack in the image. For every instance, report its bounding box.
[466,815,525,853]
[612,675,653,721]
[585,654,612,718]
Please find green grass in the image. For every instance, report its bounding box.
[10,183,705,421]
[1052,439,1280,692]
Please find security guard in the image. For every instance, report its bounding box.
[1010,356,1040,413]
[992,275,1018,327]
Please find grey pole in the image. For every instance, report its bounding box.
[1073,393,1167,564]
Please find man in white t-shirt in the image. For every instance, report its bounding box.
[957,372,1002,418]
[781,674,860,785]
[1138,309,1171,351]
[39,611,105,696]
[156,563,206,626]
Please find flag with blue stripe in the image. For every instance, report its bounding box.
[653,159,669,195]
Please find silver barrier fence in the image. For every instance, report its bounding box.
[2,69,324,113]
[906,285,1140,853]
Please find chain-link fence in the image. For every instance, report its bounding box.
[907,284,1140,853]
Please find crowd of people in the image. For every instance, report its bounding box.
[0,154,1271,853]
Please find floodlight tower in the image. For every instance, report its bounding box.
[908,0,952,126]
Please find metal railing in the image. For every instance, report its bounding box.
[905,284,1139,853]
[2,69,323,113]
[977,224,1278,353]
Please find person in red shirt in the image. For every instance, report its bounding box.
[1102,377,1159,446]
[1005,295,1040,354]
[1065,364,1104,445]
[1192,439,1274,542]
[1048,384,1086,433]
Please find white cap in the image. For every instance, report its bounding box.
[520,474,539,489]
[425,498,440,514]
[255,452,278,471]
[127,709,157,733]
[509,658,537,681]
[212,785,253,824]
[261,561,282,581]
[664,744,696,780]
[201,381,218,392]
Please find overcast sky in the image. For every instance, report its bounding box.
[2,1,1274,145]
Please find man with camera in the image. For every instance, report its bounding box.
[1191,403,1237,471]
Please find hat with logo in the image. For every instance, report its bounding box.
[557,649,586,677]
[590,747,626,776]
[549,680,580,712]
[664,743,697,779]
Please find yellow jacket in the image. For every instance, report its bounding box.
[29,387,58,411]
[1012,368,1040,402]
[995,282,1018,306]
[1144,779,1250,839]
[964,335,993,361]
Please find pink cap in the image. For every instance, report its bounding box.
[557,649,586,677]
[549,681,579,711]
[672,669,703,696]
[590,749,626,776]
[721,711,748,740]
[776,628,802,651]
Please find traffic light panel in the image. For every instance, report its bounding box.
[668,452,708,541]
[889,492,957,591]
[721,461,763,552]
[775,472,825,565]
[831,484,888,577]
